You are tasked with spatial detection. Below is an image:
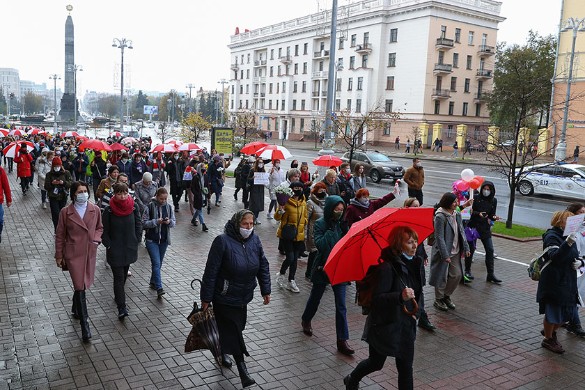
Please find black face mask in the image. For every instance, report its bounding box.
[316,192,326,199]
[291,164,298,169]
[293,189,303,197]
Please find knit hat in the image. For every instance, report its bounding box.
[52,157,62,166]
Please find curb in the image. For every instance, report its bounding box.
[492,232,542,242]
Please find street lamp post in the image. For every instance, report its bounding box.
[217,79,228,126]
[321,0,338,155]
[112,37,133,131]
[555,17,585,161]
[49,74,60,133]
[69,64,83,127]
[186,83,195,114]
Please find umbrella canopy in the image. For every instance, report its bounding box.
[27,128,46,136]
[8,129,26,137]
[62,131,80,138]
[76,135,89,141]
[324,207,435,285]
[313,155,343,167]
[111,131,123,138]
[0,129,9,137]
[178,142,202,152]
[256,144,292,160]
[78,139,112,152]
[109,142,128,151]
[165,139,183,147]
[120,136,138,145]
[240,141,268,155]
[3,141,35,158]
[150,143,178,153]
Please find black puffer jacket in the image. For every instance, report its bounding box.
[101,205,142,267]
[467,181,497,238]
[201,218,271,306]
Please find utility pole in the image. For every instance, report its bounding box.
[186,83,195,114]
[112,37,133,130]
[49,74,60,133]
[217,79,228,126]
[321,0,338,155]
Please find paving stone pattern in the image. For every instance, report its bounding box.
[1,168,585,390]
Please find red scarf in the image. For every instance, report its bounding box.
[109,195,135,217]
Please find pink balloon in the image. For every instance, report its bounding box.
[456,180,470,191]
[469,178,481,190]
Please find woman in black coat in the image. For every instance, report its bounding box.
[102,182,142,319]
[345,225,422,390]
[189,169,207,231]
[537,210,583,354]
[201,209,271,388]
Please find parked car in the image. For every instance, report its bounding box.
[341,150,404,183]
[516,163,585,200]
[499,140,515,148]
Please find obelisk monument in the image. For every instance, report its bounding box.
[59,5,78,122]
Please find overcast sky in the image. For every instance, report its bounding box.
[2,0,563,96]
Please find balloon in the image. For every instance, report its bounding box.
[461,169,475,182]
[474,175,485,186]
[456,180,470,191]
[469,178,482,190]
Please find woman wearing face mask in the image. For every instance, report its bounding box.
[267,159,286,219]
[301,195,355,356]
[37,150,54,209]
[142,187,176,299]
[247,158,266,224]
[345,187,398,229]
[344,225,422,390]
[337,163,355,205]
[304,182,328,279]
[130,153,149,188]
[290,159,299,169]
[45,157,73,231]
[55,181,103,342]
[201,209,271,388]
[101,183,142,319]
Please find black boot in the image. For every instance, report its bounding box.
[71,291,80,319]
[202,223,208,232]
[236,359,256,388]
[221,354,233,368]
[417,311,436,331]
[78,290,92,342]
[343,374,359,390]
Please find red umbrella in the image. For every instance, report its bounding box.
[109,142,128,151]
[313,155,343,167]
[256,145,292,160]
[8,129,26,137]
[27,128,47,136]
[111,131,123,138]
[165,139,183,147]
[240,141,268,155]
[324,207,435,285]
[62,131,80,138]
[150,143,178,153]
[78,139,112,152]
[178,142,202,151]
[3,141,35,158]
[0,129,9,137]
[120,136,138,145]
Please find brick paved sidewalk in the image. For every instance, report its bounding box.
[1,168,585,390]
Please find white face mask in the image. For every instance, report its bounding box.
[482,189,491,197]
[75,192,89,205]
[415,163,422,168]
[240,227,254,239]
[258,163,264,168]
[54,166,61,172]
[275,163,280,168]
[345,168,351,174]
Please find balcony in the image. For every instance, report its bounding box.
[314,50,330,59]
[474,93,486,103]
[432,89,451,99]
[253,60,267,67]
[478,45,495,57]
[230,63,239,71]
[279,55,292,64]
[433,63,453,75]
[354,43,372,54]
[436,37,454,49]
[312,70,329,79]
[312,91,321,97]
[253,92,266,98]
[476,69,493,80]
[252,76,266,83]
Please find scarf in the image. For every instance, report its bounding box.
[109,195,135,217]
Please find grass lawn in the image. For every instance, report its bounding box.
[491,221,545,238]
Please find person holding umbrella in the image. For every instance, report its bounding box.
[247,157,266,224]
[14,144,33,195]
[200,209,271,388]
[0,164,12,244]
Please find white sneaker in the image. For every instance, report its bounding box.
[42,203,47,209]
[127,270,132,277]
[267,213,273,220]
[287,280,300,293]
[276,272,285,288]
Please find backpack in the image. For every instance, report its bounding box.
[527,245,558,281]
[356,262,381,315]
[426,203,440,246]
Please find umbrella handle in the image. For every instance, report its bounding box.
[402,298,419,316]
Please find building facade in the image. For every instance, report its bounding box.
[228,0,504,146]
[0,68,21,102]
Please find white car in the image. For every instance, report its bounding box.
[517,163,585,199]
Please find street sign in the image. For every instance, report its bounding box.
[143,105,158,115]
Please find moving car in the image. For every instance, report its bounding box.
[341,150,404,183]
[516,163,585,200]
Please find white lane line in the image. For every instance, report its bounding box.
[475,250,528,267]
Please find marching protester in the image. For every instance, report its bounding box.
[14,144,33,195]
[267,159,286,219]
[402,158,425,205]
[45,157,73,231]
[190,165,208,232]
[36,149,54,209]
[0,164,12,244]
[247,157,266,224]
[201,209,271,388]
[55,181,103,342]
[304,182,328,279]
[562,203,585,337]
[345,187,397,228]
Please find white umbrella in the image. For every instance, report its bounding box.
[62,131,80,138]
[2,141,35,158]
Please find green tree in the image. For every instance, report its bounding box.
[484,31,556,228]
[180,112,212,142]
[97,95,118,117]
[23,92,44,114]
[134,90,149,119]
[0,87,7,115]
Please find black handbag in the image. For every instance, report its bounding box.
[281,224,298,241]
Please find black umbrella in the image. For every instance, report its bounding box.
[184,279,223,372]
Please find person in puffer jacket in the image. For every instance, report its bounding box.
[200,209,271,388]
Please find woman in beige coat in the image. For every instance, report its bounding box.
[55,181,103,342]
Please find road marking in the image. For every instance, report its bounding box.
[475,250,528,267]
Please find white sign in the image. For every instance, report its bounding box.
[253,172,269,186]
[143,105,158,115]
[564,214,585,237]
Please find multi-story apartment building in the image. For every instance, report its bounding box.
[228,0,504,147]
[0,68,21,102]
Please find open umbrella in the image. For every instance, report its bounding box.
[178,142,202,152]
[240,141,268,155]
[27,128,47,136]
[313,155,343,167]
[324,207,435,285]
[0,129,9,137]
[62,131,80,138]
[256,144,292,160]
[165,139,183,147]
[8,129,26,137]
[120,136,138,145]
[3,141,35,158]
[150,143,178,153]
[111,131,123,138]
[109,142,128,151]
[78,139,112,152]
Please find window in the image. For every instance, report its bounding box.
[482,33,487,46]
[385,99,393,113]
[335,99,341,110]
[319,61,324,71]
[356,99,362,113]
[357,77,363,90]
[363,32,369,44]
[278,48,282,57]
[320,41,325,51]
[230,100,234,109]
[390,28,398,43]
[285,65,290,75]
[270,66,274,77]
[276,100,278,110]
[468,31,474,45]
[295,44,299,56]
[348,77,353,91]
[268,118,271,130]
[383,123,391,135]
[450,77,457,91]
[294,63,298,75]
[281,100,285,110]
[246,69,250,79]
[455,28,461,43]
[241,55,244,63]
[270,49,274,60]
[453,53,459,68]
[303,62,308,74]
[347,99,352,110]
[440,25,447,38]
[293,81,298,93]
[388,52,396,67]
[240,85,244,94]
[276,83,279,93]
[338,57,344,69]
[300,118,305,131]
[302,81,307,93]
[448,102,454,115]
[464,78,470,93]
[240,70,244,79]
[336,78,342,92]
[462,102,468,116]
[303,43,308,55]
[349,56,355,69]
[245,100,249,109]
[291,118,295,130]
[386,76,395,90]
[447,125,453,138]
[466,55,472,70]
[245,84,249,94]
[438,50,445,64]
[361,54,368,68]
[269,83,273,94]
[339,37,344,49]
[475,103,481,117]
[282,82,286,93]
[247,54,250,63]
[277,65,281,76]
[434,100,440,115]
[350,34,357,47]
[239,100,242,109]
[301,99,306,110]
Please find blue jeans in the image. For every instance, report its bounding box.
[192,208,205,225]
[302,283,349,340]
[146,240,169,290]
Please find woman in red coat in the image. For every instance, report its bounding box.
[13,145,33,195]
[344,188,398,228]
[55,181,103,342]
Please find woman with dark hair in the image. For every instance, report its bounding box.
[55,181,103,342]
[45,157,73,231]
[201,210,271,388]
[344,226,422,390]
[101,183,142,319]
[429,193,470,312]
[304,182,327,278]
[247,157,266,224]
[351,164,367,191]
